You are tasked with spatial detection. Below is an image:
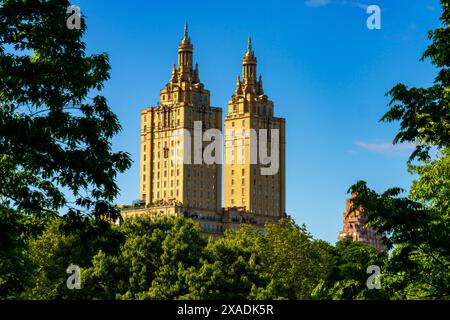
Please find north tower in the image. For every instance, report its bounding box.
[224,38,286,217]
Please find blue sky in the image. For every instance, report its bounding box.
[75,0,441,243]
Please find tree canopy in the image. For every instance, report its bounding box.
[0,0,131,220]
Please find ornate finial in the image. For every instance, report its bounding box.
[236,75,243,94]
[171,64,178,82]
[248,36,252,52]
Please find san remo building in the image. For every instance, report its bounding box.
[120,25,286,238]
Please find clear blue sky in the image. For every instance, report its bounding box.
[75,0,441,243]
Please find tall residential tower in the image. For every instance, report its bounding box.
[224,37,286,217]
[139,24,222,215]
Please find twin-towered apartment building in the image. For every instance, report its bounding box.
[120,25,286,237]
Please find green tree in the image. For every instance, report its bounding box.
[82,215,206,300]
[23,215,123,299]
[0,0,131,219]
[311,239,388,300]
[183,225,265,300]
[251,219,333,299]
[0,207,31,299]
[184,219,333,300]
[349,0,450,299]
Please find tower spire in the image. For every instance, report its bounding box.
[183,22,189,41]
[242,36,257,84]
[178,22,193,80]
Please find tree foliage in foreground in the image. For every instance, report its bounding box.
[0,0,131,219]
[349,0,450,299]
[15,216,341,300]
